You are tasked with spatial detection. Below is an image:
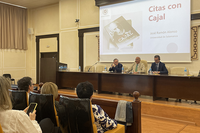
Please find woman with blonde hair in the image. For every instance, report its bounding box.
[0,76,42,133]
[40,82,59,112]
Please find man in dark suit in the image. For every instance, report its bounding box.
[109,58,123,73]
[151,55,168,74]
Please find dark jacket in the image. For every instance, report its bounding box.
[151,62,168,74]
[109,63,123,73]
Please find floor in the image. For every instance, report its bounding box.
[142,116,200,133]
[58,89,200,133]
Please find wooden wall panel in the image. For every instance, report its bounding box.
[60,0,78,30]
[60,30,79,70]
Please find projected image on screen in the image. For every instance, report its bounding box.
[100,0,191,62]
[101,12,143,54]
[105,16,140,49]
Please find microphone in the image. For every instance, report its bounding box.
[88,62,99,72]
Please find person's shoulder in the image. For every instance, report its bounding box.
[119,63,123,66]
[160,62,165,65]
[92,104,102,111]
[140,62,145,65]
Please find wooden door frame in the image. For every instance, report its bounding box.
[78,27,99,71]
[36,34,59,83]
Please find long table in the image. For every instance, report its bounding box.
[56,71,200,101]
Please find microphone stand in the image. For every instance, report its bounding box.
[88,62,98,72]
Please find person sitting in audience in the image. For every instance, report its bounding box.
[127,57,146,74]
[0,76,42,133]
[109,58,123,73]
[40,82,60,113]
[17,77,34,93]
[151,55,168,74]
[76,81,117,133]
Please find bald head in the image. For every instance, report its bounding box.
[135,57,141,64]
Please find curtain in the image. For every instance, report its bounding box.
[0,3,27,50]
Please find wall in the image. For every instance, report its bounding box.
[59,0,99,71]
[0,49,27,83]
[27,3,59,83]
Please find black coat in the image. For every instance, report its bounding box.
[151,62,168,74]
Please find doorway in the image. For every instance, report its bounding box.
[36,34,59,83]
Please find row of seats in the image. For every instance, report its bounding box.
[85,60,190,75]
[8,90,125,133]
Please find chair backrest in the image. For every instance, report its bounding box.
[58,96,94,133]
[11,84,18,90]
[166,66,171,74]
[96,65,105,72]
[140,60,148,74]
[29,92,57,126]
[84,66,95,72]
[123,65,128,71]
[3,74,11,79]
[0,124,3,133]
[170,67,189,75]
[9,89,28,110]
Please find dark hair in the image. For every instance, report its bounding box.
[154,55,160,60]
[17,77,32,92]
[113,58,118,62]
[76,81,94,99]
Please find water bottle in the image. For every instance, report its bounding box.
[78,66,81,72]
[184,67,187,76]
[60,65,63,70]
[122,67,124,74]
[63,65,67,71]
[149,67,152,75]
[104,66,107,72]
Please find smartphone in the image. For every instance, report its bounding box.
[27,103,37,115]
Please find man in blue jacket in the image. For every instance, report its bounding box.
[109,58,123,73]
[151,55,168,74]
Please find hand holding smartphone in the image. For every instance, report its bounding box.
[27,103,37,115]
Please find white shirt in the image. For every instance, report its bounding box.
[0,109,42,133]
[156,63,160,71]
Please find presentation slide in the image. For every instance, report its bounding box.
[100,0,191,62]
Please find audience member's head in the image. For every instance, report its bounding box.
[40,82,58,99]
[0,76,12,110]
[76,81,94,99]
[154,55,160,63]
[17,77,33,93]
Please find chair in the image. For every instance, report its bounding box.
[96,65,105,72]
[170,67,189,102]
[140,60,148,74]
[9,89,28,110]
[85,66,95,72]
[166,66,171,74]
[58,96,125,133]
[170,67,189,75]
[11,84,18,90]
[3,74,15,84]
[123,65,128,71]
[29,92,59,126]
[0,124,3,133]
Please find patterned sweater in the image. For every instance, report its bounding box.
[92,104,117,133]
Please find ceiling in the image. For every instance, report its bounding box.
[0,0,59,9]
